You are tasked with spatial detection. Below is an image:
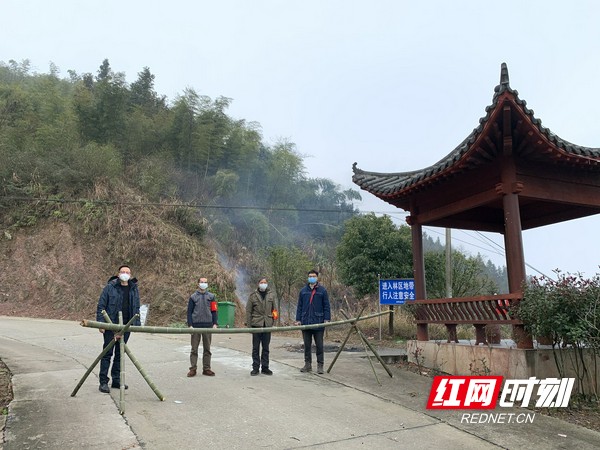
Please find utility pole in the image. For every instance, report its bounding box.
[378,274,382,340]
[445,228,452,298]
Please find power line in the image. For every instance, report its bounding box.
[1,196,357,214]
[469,230,554,278]
[429,227,555,279]
[456,229,506,257]
[474,230,506,254]
[1,195,411,218]
[3,195,416,218]
[424,226,505,257]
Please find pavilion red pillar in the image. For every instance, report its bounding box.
[410,219,428,341]
[500,104,533,349]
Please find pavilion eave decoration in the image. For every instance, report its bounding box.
[353,63,600,231]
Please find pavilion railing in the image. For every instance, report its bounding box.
[411,292,523,344]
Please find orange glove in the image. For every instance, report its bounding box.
[272,309,279,320]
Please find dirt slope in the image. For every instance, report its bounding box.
[0,199,240,326]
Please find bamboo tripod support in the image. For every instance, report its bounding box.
[72,311,165,415]
[326,308,394,385]
[70,314,139,399]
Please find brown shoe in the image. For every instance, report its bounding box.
[300,364,312,373]
[187,368,197,377]
[202,369,215,376]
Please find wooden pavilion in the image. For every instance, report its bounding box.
[352,63,600,349]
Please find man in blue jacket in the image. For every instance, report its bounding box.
[96,265,141,393]
[295,270,331,374]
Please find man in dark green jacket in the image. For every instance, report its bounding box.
[246,277,277,376]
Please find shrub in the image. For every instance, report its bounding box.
[518,270,600,398]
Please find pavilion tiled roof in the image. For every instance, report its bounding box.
[352,63,600,198]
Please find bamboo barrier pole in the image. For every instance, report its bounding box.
[101,311,165,402]
[80,310,392,334]
[341,310,382,384]
[326,306,366,374]
[357,322,381,385]
[123,344,165,401]
[70,314,139,397]
[341,310,394,378]
[118,312,126,415]
[75,309,393,397]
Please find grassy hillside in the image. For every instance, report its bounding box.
[0,181,240,326]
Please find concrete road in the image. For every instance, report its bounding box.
[1,316,599,449]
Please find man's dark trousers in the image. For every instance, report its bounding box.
[302,329,324,365]
[252,331,271,370]
[100,331,130,385]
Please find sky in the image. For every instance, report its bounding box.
[1,0,599,278]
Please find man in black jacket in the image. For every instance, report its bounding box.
[96,265,141,393]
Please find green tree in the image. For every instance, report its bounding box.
[264,140,305,207]
[268,246,313,322]
[168,88,201,169]
[132,154,174,200]
[123,67,169,162]
[212,169,239,200]
[336,214,413,297]
[232,210,270,250]
[73,59,128,147]
[0,84,34,149]
[197,95,232,182]
[129,66,165,112]
[30,73,78,153]
[221,119,262,177]
[96,59,111,81]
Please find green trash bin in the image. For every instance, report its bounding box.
[217,301,236,328]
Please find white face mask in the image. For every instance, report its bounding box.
[258,283,268,291]
[199,282,208,290]
[119,273,131,282]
